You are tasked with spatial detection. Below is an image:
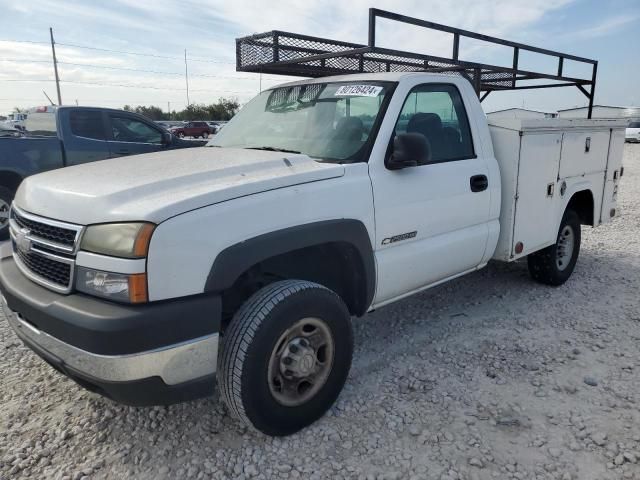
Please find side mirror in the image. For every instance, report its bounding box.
[387,133,431,170]
[161,131,172,145]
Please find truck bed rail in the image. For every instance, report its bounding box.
[236,8,598,117]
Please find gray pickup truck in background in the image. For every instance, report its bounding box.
[0,106,203,238]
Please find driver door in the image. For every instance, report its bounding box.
[369,82,492,305]
[107,113,166,158]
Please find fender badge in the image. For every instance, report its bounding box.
[382,231,417,245]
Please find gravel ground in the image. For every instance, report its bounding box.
[1,145,639,480]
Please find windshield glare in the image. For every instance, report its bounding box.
[209,82,392,162]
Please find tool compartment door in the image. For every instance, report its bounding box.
[511,133,562,257]
[559,130,610,178]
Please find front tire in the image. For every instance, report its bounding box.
[0,186,15,240]
[218,280,353,436]
[527,209,581,286]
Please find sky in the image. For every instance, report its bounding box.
[0,0,638,116]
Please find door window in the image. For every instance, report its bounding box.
[394,84,474,163]
[110,115,162,144]
[70,110,105,140]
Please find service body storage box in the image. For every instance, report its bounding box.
[488,118,626,261]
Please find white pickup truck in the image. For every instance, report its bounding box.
[0,72,625,436]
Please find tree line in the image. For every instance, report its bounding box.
[123,98,240,121]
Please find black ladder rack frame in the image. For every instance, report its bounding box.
[236,8,598,118]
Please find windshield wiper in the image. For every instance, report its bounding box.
[246,146,302,154]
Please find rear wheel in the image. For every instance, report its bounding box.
[202,132,209,138]
[0,186,14,240]
[527,209,581,286]
[218,280,353,436]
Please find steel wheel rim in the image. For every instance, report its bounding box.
[267,317,335,407]
[0,199,9,229]
[556,225,575,271]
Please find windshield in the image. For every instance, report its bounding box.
[629,121,640,128]
[209,81,394,163]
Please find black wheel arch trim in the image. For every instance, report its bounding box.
[205,219,376,316]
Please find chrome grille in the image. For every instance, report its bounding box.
[15,247,72,288]
[9,206,83,294]
[11,208,78,250]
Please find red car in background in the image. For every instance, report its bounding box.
[170,121,212,138]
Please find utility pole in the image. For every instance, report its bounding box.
[49,27,62,105]
[184,49,190,107]
[168,101,171,119]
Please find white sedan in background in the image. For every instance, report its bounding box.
[626,121,640,143]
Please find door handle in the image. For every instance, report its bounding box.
[470,174,488,192]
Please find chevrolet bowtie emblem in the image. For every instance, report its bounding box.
[15,228,32,255]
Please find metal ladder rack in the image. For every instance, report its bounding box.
[236,8,598,118]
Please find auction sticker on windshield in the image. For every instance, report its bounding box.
[334,85,383,96]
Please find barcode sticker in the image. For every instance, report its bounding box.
[334,85,383,97]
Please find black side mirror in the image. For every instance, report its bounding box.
[161,131,172,145]
[387,133,431,170]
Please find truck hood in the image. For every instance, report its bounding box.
[15,147,344,225]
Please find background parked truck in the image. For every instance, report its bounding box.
[0,105,203,239]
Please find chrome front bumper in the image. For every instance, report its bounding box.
[1,295,219,386]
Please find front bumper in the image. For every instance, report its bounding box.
[0,256,221,405]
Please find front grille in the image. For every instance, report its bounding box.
[10,207,82,293]
[12,209,77,248]
[15,248,72,288]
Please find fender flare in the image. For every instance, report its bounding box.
[204,219,376,313]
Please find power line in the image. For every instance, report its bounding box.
[192,72,263,80]
[56,42,234,64]
[57,42,183,60]
[0,38,301,78]
[0,58,285,82]
[0,39,49,45]
[0,97,187,103]
[0,78,258,93]
[0,34,297,109]
[0,58,52,63]
[59,62,183,76]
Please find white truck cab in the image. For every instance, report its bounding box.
[0,12,627,436]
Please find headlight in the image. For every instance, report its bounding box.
[76,267,148,303]
[80,223,155,259]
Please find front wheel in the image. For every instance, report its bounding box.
[527,209,581,286]
[218,280,353,436]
